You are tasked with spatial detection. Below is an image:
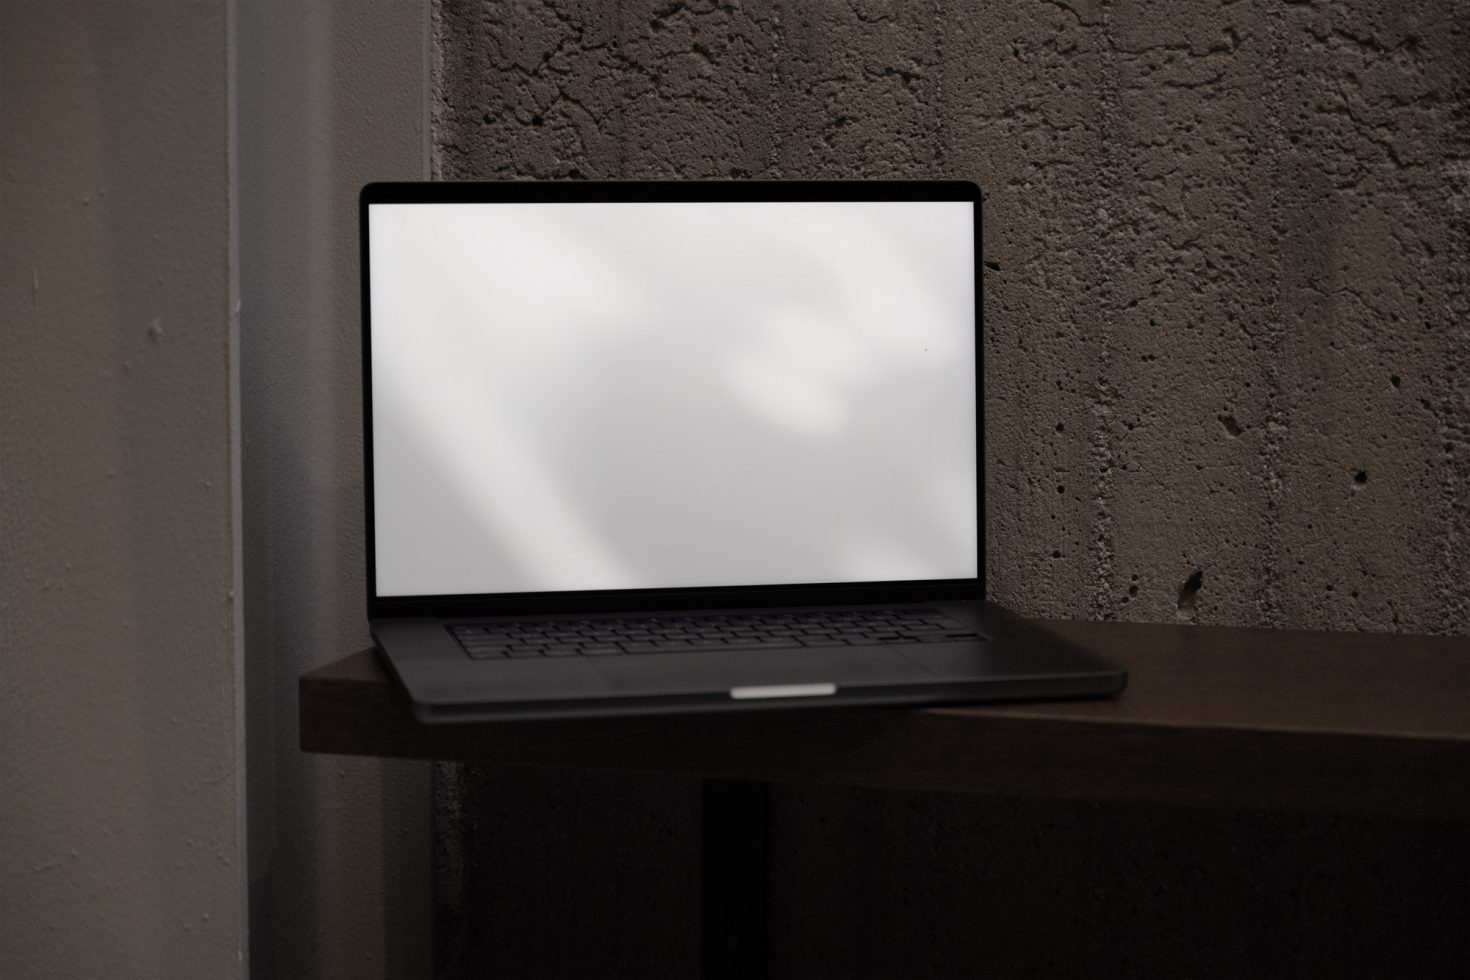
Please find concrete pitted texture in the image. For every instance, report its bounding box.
[436,0,1468,633]
[432,1,1469,976]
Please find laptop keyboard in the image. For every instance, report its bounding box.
[450,608,984,660]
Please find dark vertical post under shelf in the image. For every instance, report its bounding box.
[700,779,771,980]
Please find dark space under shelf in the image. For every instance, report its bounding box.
[301,620,1470,818]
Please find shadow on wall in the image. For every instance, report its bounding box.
[238,1,431,977]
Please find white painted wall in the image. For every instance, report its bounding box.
[1,4,244,977]
[236,2,431,977]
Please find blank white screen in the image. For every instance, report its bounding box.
[369,200,977,597]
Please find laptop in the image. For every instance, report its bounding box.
[361,179,1125,722]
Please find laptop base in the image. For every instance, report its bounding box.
[374,600,1125,723]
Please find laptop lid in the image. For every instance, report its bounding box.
[361,181,983,620]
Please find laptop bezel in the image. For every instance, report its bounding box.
[360,179,985,620]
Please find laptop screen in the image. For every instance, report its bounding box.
[367,194,977,599]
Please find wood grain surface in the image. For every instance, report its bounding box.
[301,621,1470,818]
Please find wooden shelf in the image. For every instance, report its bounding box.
[301,620,1470,819]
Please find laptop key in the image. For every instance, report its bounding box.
[453,607,971,660]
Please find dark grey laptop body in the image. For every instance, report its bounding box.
[361,180,1125,722]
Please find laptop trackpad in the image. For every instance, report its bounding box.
[587,647,916,695]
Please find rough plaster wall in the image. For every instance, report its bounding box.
[430,0,1470,975]
[237,2,431,978]
[0,5,243,978]
[434,0,1469,634]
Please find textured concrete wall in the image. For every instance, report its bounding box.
[439,768,1469,977]
[237,2,431,977]
[431,0,1470,975]
[435,0,1469,634]
[1,5,244,977]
